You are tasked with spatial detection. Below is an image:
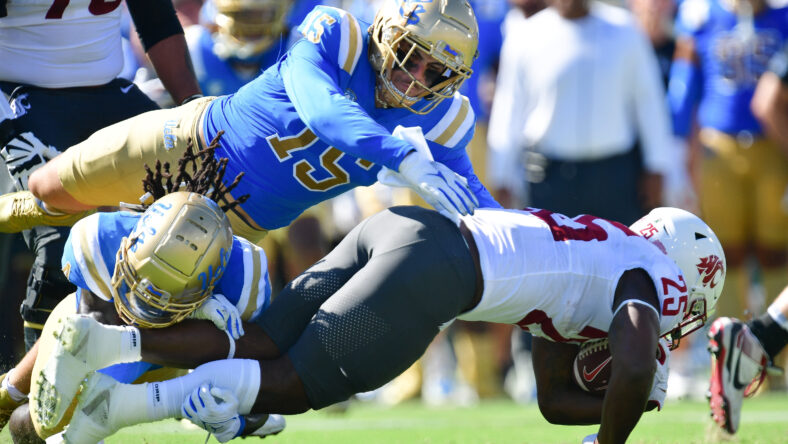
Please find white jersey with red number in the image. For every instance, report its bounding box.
[0,0,124,87]
[457,208,687,344]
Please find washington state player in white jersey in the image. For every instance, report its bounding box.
[38,205,725,443]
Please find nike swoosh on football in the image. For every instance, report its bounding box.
[583,356,612,382]
[120,85,134,94]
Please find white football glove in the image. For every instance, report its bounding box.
[189,294,244,340]
[1,131,61,191]
[647,337,671,411]
[582,433,598,444]
[396,151,479,221]
[182,384,244,443]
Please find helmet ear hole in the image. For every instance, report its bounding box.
[111,192,233,328]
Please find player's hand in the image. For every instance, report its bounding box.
[182,384,244,443]
[397,151,479,220]
[0,132,61,190]
[189,294,244,339]
[647,337,670,411]
[582,433,598,443]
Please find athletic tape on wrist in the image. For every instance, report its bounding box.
[226,330,236,359]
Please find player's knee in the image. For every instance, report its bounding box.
[536,393,567,425]
[9,403,44,444]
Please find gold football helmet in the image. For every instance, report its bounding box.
[111,192,233,328]
[212,0,293,60]
[369,0,479,114]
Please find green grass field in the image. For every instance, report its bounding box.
[2,394,786,444]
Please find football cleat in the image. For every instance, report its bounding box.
[34,315,125,431]
[0,372,26,431]
[0,191,93,233]
[63,372,122,444]
[707,317,768,434]
[247,413,286,438]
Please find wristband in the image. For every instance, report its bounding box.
[180,94,204,106]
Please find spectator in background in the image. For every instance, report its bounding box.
[669,0,788,330]
[487,0,673,226]
[629,0,676,86]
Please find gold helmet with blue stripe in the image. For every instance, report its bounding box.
[111,192,233,328]
[369,0,479,114]
[211,0,293,60]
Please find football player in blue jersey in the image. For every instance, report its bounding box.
[668,0,788,321]
[187,0,295,97]
[0,0,499,246]
[0,145,285,442]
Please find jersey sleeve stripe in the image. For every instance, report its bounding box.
[241,245,264,320]
[425,94,474,147]
[73,217,113,299]
[339,12,363,75]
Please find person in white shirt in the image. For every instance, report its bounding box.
[40,204,725,443]
[487,0,673,224]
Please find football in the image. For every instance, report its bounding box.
[573,339,611,394]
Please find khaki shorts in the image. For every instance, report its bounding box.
[699,128,788,250]
[57,97,268,245]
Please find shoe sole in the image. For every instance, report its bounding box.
[707,319,736,434]
[35,318,91,430]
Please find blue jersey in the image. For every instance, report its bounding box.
[186,26,287,97]
[61,211,271,322]
[675,0,788,134]
[203,6,499,230]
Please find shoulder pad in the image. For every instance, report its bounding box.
[424,93,475,148]
[297,5,365,75]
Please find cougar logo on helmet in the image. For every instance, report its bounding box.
[697,255,724,288]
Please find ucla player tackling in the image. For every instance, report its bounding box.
[0,0,499,245]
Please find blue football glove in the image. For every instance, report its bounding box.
[397,151,479,221]
[182,384,245,443]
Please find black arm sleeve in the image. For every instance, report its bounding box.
[126,0,184,52]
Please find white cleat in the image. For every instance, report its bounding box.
[248,413,286,438]
[707,317,769,434]
[63,372,122,444]
[35,315,125,430]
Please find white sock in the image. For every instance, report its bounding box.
[86,325,142,369]
[147,359,261,421]
[1,369,27,402]
[768,304,788,332]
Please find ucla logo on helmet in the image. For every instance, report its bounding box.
[399,0,433,24]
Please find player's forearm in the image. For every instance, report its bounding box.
[146,34,202,105]
[138,320,280,368]
[597,363,653,443]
